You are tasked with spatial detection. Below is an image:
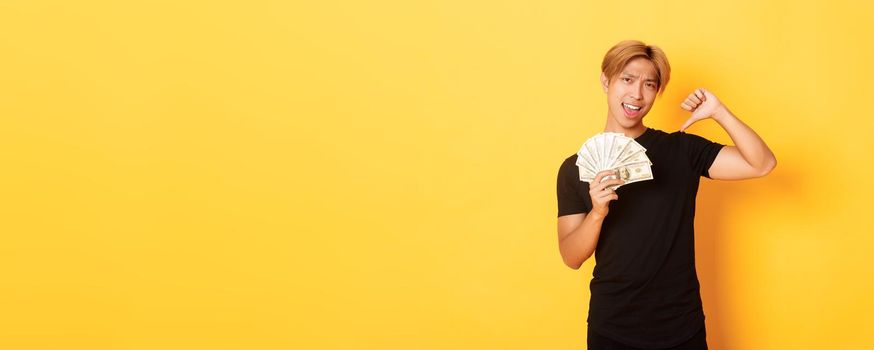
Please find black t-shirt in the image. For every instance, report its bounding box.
[556,127,725,349]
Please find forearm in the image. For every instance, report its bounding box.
[559,212,606,269]
[713,106,777,171]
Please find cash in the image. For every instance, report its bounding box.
[576,132,654,190]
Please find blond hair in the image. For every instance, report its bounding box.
[601,40,671,96]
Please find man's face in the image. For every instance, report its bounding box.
[601,57,659,129]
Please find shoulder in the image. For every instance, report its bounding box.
[557,154,580,180]
[657,129,716,149]
[669,130,711,142]
[561,154,577,167]
[558,154,577,174]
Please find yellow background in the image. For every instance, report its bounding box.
[1,1,872,349]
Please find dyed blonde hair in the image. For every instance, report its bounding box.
[601,40,671,96]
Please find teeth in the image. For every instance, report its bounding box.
[623,103,641,111]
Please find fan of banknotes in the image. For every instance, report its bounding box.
[576,132,654,190]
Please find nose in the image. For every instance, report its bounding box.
[630,82,644,100]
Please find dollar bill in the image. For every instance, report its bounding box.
[576,132,654,188]
[612,149,653,169]
[609,161,654,189]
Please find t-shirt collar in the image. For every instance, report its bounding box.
[634,127,652,141]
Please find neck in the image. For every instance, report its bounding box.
[604,118,647,139]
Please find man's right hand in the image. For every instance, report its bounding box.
[589,170,625,218]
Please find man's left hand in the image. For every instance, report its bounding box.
[679,87,727,132]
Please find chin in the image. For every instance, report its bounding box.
[622,121,641,129]
[615,115,643,129]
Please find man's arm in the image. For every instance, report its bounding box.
[557,212,604,270]
[556,170,623,269]
[680,88,777,180]
[707,107,777,180]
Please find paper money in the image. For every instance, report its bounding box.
[575,132,654,189]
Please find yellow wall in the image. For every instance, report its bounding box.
[1,1,872,349]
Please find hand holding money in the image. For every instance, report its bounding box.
[589,170,625,217]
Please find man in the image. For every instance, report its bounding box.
[556,40,777,350]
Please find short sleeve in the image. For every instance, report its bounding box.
[680,132,725,179]
[556,155,591,217]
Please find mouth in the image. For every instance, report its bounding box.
[622,102,642,118]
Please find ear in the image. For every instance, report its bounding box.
[600,72,609,93]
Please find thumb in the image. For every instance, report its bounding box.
[679,116,697,132]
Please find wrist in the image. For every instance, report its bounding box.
[588,210,607,221]
[713,105,735,123]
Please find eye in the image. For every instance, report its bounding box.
[646,83,656,89]
[622,77,632,83]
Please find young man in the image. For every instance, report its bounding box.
[556,40,777,349]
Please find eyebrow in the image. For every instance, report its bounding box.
[621,72,659,82]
